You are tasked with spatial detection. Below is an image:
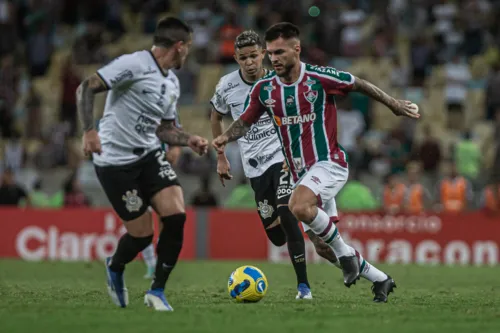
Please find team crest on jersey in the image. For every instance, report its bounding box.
[304,90,318,103]
[257,200,274,219]
[286,95,295,106]
[122,190,143,212]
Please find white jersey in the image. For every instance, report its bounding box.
[211,70,284,178]
[93,50,180,166]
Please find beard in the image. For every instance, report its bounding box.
[275,62,294,78]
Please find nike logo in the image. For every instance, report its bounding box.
[294,254,304,259]
[142,89,154,94]
[230,103,243,108]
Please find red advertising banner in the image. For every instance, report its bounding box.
[1,209,499,265]
[0,208,196,261]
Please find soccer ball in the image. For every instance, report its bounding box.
[227,265,268,303]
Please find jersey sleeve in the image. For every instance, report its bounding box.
[239,83,266,124]
[210,78,229,115]
[96,54,141,90]
[317,67,355,96]
[163,74,181,122]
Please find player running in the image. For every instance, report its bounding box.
[76,17,208,311]
[213,23,419,302]
[210,31,312,299]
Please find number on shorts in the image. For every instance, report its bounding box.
[279,171,289,185]
[155,151,177,181]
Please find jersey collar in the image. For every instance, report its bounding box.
[148,50,169,77]
[238,68,269,86]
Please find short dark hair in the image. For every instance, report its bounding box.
[234,30,262,50]
[154,17,192,48]
[264,22,300,42]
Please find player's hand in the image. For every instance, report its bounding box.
[282,161,289,172]
[390,100,420,119]
[216,154,233,187]
[82,129,102,156]
[188,136,208,156]
[212,135,228,155]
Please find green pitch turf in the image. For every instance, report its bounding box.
[1,260,499,333]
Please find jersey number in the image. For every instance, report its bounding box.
[279,171,289,186]
[155,151,177,181]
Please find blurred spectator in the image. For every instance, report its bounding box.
[3,130,25,173]
[26,21,52,77]
[29,178,63,208]
[218,16,243,64]
[382,173,406,215]
[63,172,91,207]
[224,176,254,209]
[438,161,473,213]
[73,24,107,65]
[60,54,81,136]
[454,131,480,182]
[191,176,218,207]
[482,183,500,214]
[462,0,490,58]
[485,62,500,120]
[413,125,442,184]
[404,163,432,214]
[390,56,410,89]
[337,172,378,212]
[339,2,366,57]
[337,98,365,173]
[0,0,18,55]
[25,84,42,139]
[0,168,28,206]
[444,55,470,130]
[0,53,19,138]
[410,36,433,86]
[386,127,411,175]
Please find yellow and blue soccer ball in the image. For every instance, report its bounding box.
[227,265,268,303]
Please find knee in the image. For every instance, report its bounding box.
[159,213,186,239]
[289,201,314,222]
[126,212,154,238]
[265,225,287,247]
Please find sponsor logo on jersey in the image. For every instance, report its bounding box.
[310,176,321,185]
[264,84,275,92]
[257,200,274,219]
[122,190,143,212]
[224,82,240,93]
[309,65,341,76]
[243,126,276,142]
[265,98,275,106]
[273,113,317,126]
[143,66,158,75]
[135,114,156,135]
[230,102,243,108]
[110,70,133,85]
[248,146,281,168]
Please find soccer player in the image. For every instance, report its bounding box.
[76,17,208,311]
[213,23,419,301]
[210,31,313,299]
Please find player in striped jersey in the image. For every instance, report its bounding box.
[213,22,419,301]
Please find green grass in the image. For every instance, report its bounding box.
[1,260,500,333]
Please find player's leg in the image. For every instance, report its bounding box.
[141,149,184,311]
[306,229,396,302]
[94,164,154,308]
[142,243,156,279]
[289,161,360,287]
[272,164,311,299]
[250,166,310,298]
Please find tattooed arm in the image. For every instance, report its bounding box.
[156,120,192,146]
[221,118,252,143]
[76,74,108,132]
[351,76,399,111]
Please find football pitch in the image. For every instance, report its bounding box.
[1,260,499,333]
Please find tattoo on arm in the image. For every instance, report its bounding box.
[76,74,108,132]
[352,76,398,110]
[223,118,251,142]
[156,120,192,146]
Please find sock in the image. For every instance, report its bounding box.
[278,206,309,288]
[265,225,287,247]
[109,233,153,272]
[307,208,354,258]
[142,243,157,269]
[356,250,388,283]
[151,213,186,290]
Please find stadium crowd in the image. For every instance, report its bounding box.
[0,0,500,213]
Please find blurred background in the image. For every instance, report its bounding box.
[0,0,500,216]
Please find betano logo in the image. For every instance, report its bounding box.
[273,113,317,126]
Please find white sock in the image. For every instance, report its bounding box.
[356,251,388,282]
[307,208,355,258]
[142,244,156,269]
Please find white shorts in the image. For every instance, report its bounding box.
[295,161,348,231]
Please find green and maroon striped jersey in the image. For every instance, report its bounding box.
[240,62,354,182]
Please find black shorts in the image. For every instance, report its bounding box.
[250,162,293,228]
[94,148,180,221]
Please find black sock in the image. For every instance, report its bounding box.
[109,233,153,272]
[278,206,309,288]
[151,213,186,290]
